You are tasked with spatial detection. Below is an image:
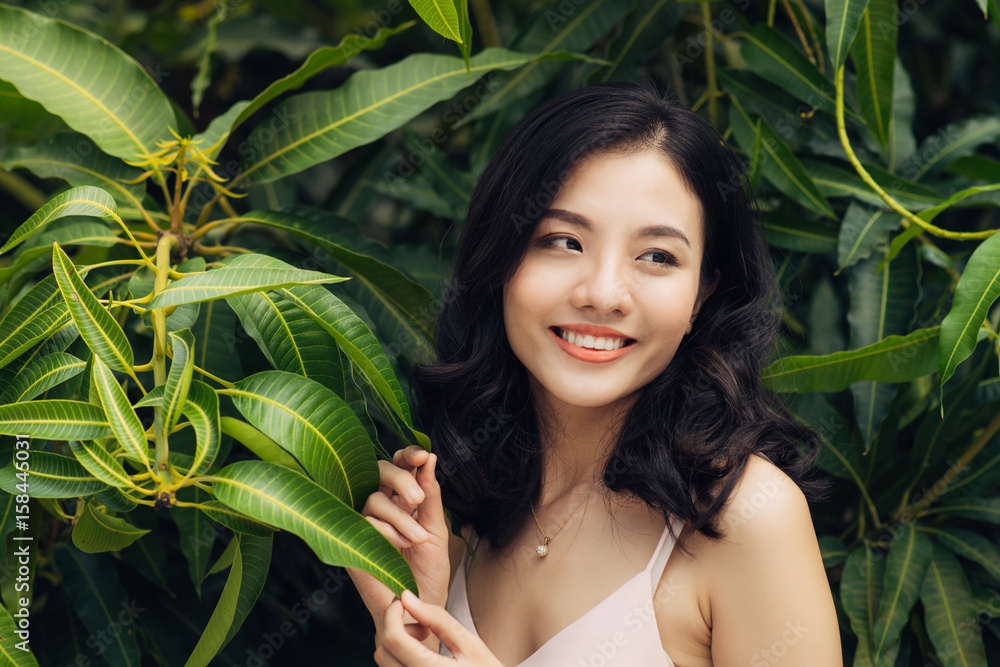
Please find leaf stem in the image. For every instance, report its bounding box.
[835,66,995,241]
[151,233,178,486]
[194,364,234,389]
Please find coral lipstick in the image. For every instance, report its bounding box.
[549,326,635,363]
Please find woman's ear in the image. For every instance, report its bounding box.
[691,268,721,321]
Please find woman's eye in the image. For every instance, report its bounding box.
[639,250,676,266]
[546,237,582,251]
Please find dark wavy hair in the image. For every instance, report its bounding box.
[412,81,829,556]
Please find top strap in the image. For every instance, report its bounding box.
[645,515,683,594]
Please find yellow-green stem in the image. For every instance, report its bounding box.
[151,234,179,485]
[835,66,995,241]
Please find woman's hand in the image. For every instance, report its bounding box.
[374,590,504,666]
[346,446,452,636]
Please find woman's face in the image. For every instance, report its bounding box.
[503,149,716,413]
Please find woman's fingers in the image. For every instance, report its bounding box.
[414,453,447,537]
[365,515,417,550]
[399,590,468,658]
[364,493,431,544]
[381,596,443,665]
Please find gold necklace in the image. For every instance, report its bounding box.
[529,479,602,557]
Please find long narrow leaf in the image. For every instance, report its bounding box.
[221,370,378,510]
[0,186,118,255]
[939,231,1000,387]
[0,451,106,498]
[0,5,175,162]
[146,255,347,310]
[0,352,84,403]
[762,327,940,393]
[52,242,134,373]
[920,543,988,666]
[91,357,150,469]
[211,461,416,596]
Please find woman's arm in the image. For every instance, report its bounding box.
[705,456,842,666]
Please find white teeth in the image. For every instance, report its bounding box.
[557,328,627,350]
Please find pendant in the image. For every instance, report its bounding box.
[536,536,550,557]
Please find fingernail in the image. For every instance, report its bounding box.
[407,489,423,504]
[402,589,418,604]
[414,524,430,540]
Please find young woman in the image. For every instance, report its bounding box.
[347,82,842,666]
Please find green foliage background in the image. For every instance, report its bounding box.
[0,0,999,665]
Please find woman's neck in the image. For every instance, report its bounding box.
[534,393,634,508]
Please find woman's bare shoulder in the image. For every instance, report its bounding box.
[702,454,841,664]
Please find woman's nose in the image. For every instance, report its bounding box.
[569,258,634,315]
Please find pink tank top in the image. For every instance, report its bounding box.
[440,515,683,665]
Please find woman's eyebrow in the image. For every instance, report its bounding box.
[542,208,691,248]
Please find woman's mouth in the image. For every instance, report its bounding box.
[549,327,636,362]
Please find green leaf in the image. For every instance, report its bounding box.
[211,461,416,596]
[763,213,838,253]
[804,159,942,211]
[72,501,149,553]
[0,352,84,403]
[0,400,111,441]
[591,0,680,84]
[909,116,1000,181]
[184,533,272,667]
[52,241,134,373]
[163,328,196,434]
[728,98,835,219]
[0,287,73,369]
[818,534,848,568]
[837,202,902,271]
[0,451,105,498]
[741,24,859,119]
[222,370,379,510]
[410,0,463,43]
[0,604,41,666]
[227,289,346,397]
[146,254,346,310]
[0,218,120,288]
[924,497,1000,525]
[220,416,305,473]
[92,356,151,469]
[0,186,118,255]
[190,2,226,116]
[68,439,132,488]
[0,133,146,210]
[174,487,215,597]
[455,0,628,127]
[826,0,870,69]
[0,5,175,162]
[229,210,437,357]
[939,231,1000,387]
[53,546,142,667]
[920,543,988,666]
[846,245,919,449]
[841,543,885,666]
[924,527,1000,584]
[181,380,221,478]
[195,23,412,157]
[198,500,277,537]
[455,0,472,70]
[850,0,896,147]
[278,284,428,448]
[762,326,939,393]
[871,524,932,666]
[235,47,601,186]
